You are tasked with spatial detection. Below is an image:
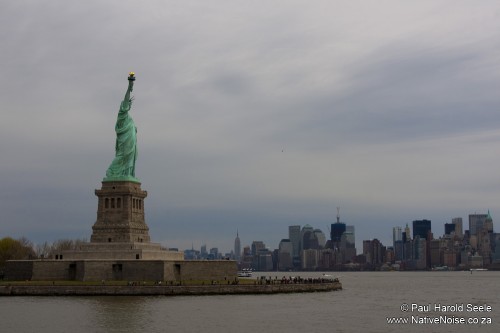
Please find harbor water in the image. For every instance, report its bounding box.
[1,271,499,333]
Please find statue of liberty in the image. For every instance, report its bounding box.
[104,72,139,182]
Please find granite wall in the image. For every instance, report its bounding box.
[4,259,237,282]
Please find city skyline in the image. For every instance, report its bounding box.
[180,210,494,256]
[185,210,499,272]
[2,2,500,254]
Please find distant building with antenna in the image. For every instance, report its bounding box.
[329,207,356,263]
[234,230,241,262]
[331,207,346,244]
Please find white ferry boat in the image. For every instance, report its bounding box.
[237,269,253,277]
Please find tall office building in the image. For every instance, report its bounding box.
[492,234,500,263]
[313,229,327,248]
[452,217,463,237]
[444,223,455,236]
[300,224,315,251]
[342,225,357,261]
[393,226,402,247]
[404,224,411,242]
[413,236,427,269]
[394,240,404,261]
[240,246,253,269]
[484,210,494,232]
[478,211,494,265]
[278,239,293,270]
[209,247,219,259]
[331,223,346,243]
[469,214,488,236]
[234,230,241,262]
[345,226,355,246]
[393,226,403,260]
[251,241,265,255]
[288,225,301,258]
[413,219,432,240]
[331,207,346,243]
[363,239,384,265]
[301,248,319,270]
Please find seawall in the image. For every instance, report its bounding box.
[0,282,341,296]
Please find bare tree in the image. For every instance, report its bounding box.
[48,237,89,257]
[35,241,52,259]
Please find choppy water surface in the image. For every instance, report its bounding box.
[1,271,499,333]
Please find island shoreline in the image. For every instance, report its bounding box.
[0,282,342,296]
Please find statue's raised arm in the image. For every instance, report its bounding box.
[104,72,139,182]
[120,72,135,112]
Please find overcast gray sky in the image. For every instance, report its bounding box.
[2,1,500,253]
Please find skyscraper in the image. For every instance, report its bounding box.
[393,226,402,247]
[484,210,493,233]
[251,241,265,255]
[278,239,293,270]
[413,236,427,269]
[234,230,241,262]
[288,225,301,258]
[331,207,346,243]
[342,225,357,262]
[363,239,384,266]
[313,229,327,248]
[413,220,432,240]
[331,223,346,243]
[403,223,411,242]
[300,224,314,251]
[452,217,463,237]
[469,214,488,236]
[444,223,455,236]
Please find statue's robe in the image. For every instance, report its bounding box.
[105,99,138,180]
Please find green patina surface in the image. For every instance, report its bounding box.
[104,73,139,182]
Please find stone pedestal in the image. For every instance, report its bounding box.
[5,175,234,279]
[62,180,184,261]
[62,242,184,260]
[4,172,236,282]
[91,181,150,243]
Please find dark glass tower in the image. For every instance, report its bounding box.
[331,223,346,243]
[331,207,346,244]
[444,223,455,235]
[413,219,432,240]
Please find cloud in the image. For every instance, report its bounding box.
[2,1,500,252]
